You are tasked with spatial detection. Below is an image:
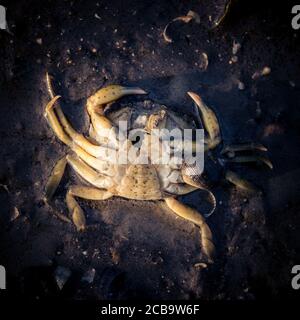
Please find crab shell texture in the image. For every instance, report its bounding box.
[87,100,200,201]
[45,79,272,264]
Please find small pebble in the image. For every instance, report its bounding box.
[232,40,241,55]
[252,66,271,80]
[194,262,207,269]
[199,52,208,71]
[261,66,271,76]
[231,55,238,63]
[289,81,296,87]
[10,207,20,222]
[237,80,245,90]
[82,268,96,284]
[54,266,71,290]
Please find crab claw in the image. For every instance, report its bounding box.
[119,86,147,95]
[87,85,147,113]
[187,92,221,150]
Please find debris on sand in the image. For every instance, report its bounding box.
[232,40,241,55]
[289,80,296,87]
[163,10,200,43]
[54,266,71,290]
[237,80,245,90]
[211,0,232,29]
[228,41,241,64]
[194,262,208,269]
[82,268,96,284]
[229,55,238,64]
[255,102,262,119]
[0,184,9,193]
[252,66,271,80]
[94,13,101,20]
[36,38,42,45]
[263,123,285,138]
[10,207,20,222]
[199,52,209,71]
[110,247,120,265]
[186,10,201,24]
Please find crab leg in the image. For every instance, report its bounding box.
[45,96,119,160]
[44,96,73,146]
[225,155,273,169]
[225,170,259,193]
[69,185,113,200]
[71,145,116,175]
[182,175,217,218]
[66,190,86,231]
[43,96,70,202]
[221,143,267,155]
[45,151,114,203]
[46,73,120,152]
[45,156,67,201]
[187,92,221,150]
[46,72,85,142]
[66,185,113,231]
[181,160,217,217]
[66,155,114,189]
[44,138,114,204]
[164,183,197,195]
[44,103,115,200]
[164,197,215,263]
[54,104,106,151]
[45,95,117,155]
[220,142,272,169]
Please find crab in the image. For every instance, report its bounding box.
[44,72,272,264]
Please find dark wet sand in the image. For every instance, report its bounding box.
[0,0,299,299]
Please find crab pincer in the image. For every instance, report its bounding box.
[187,92,221,150]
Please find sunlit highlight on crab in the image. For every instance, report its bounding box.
[44,72,272,264]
